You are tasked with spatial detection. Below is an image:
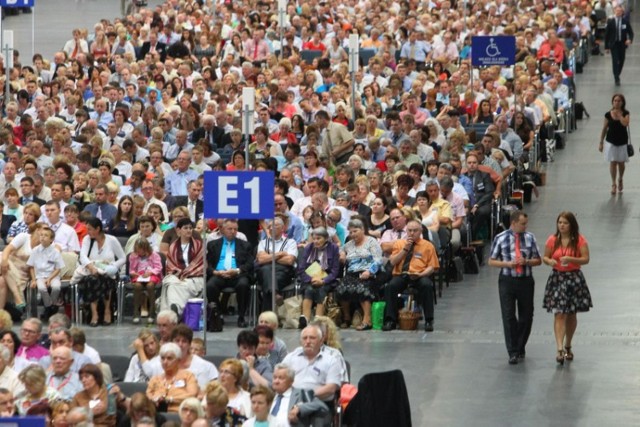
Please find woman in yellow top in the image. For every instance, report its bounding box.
[146,343,199,412]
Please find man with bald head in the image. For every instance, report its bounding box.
[165,151,199,196]
[45,346,82,399]
[39,327,91,373]
[165,130,194,162]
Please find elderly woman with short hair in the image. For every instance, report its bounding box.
[337,219,383,330]
[146,343,198,413]
[71,363,114,427]
[178,397,205,427]
[297,227,341,327]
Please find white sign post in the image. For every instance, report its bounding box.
[3,30,12,108]
[348,34,360,123]
[241,87,256,168]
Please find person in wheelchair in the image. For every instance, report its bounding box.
[255,216,298,311]
[382,220,440,332]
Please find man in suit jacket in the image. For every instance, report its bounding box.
[19,177,45,206]
[271,363,329,427]
[137,32,167,62]
[173,181,203,223]
[605,5,634,85]
[206,219,255,327]
[191,114,223,149]
[347,184,372,217]
[464,152,495,241]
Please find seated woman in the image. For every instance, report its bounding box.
[204,381,247,426]
[0,222,48,311]
[6,202,40,244]
[159,207,195,255]
[337,219,383,330]
[125,329,160,382]
[147,203,170,233]
[206,359,251,418]
[129,238,163,324]
[367,196,391,239]
[146,343,199,413]
[16,365,60,415]
[71,364,115,427]
[160,218,204,317]
[71,217,126,327]
[179,398,205,427]
[106,195,138,238]
[125,215,162,255]
[117,392,167,427]
[297,227,341,328]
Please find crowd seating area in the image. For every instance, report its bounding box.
[0,0,614,425]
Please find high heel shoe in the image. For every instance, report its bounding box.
[611,184,617,195]
[564,346,574,361]
[618,179,623,193]
[556,349,565,365]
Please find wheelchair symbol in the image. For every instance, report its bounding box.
[486,38,501,57]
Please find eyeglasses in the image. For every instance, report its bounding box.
[21,328,38,334]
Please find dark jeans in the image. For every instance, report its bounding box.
[611,42,627,80]
[257,264,294,311]
[383,275,434,323]
[471,204,491,240]
[498,275,535,357]
[206,275,251,319]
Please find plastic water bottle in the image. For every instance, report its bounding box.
[106,384,117,416]
[198,302,204,331]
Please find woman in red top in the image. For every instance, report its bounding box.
[542,212,592,365]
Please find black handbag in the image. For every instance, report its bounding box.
[627,125,635,157]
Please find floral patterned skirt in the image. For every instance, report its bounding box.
[543,269,593,314]
[335,272,377,302]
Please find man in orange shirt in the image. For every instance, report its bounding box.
[382,220,439,332]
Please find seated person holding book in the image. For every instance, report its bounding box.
[297,226,341,328]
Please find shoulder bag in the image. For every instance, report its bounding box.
[627,124,635,157]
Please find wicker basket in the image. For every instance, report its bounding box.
[398,311,420,331]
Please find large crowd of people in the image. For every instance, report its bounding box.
[0,0,616,423]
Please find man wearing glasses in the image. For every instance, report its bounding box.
[382,220,440,332]
[16,318,49,362]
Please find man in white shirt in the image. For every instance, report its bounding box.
[40,201,80,253]
[141,179,169,220]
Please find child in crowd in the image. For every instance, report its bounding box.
[128,238,163,324]
[27,227,65,320]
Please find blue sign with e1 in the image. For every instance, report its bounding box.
[471,36,516,67]
[203,171,275,220]
[0,0,35,7]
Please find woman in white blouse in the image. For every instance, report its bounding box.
[72,217,125,326]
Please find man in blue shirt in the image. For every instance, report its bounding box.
[488,210,542,365]
[82,184,117,227]
[164,151,199,197]
[400,30,431,69]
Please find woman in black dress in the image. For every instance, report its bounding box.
[598,93,630,194]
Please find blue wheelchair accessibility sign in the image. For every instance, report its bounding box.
[471,36,516,67]
[0,0,34,6]
[203,171,275,220]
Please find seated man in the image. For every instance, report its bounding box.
[206,219,255,328]
[39,327,92,372]
[463,153,496,241]
[382,219,440,332]
[141,324,218,390]
[236,330,273,387]
[160,219,204,317]
[281,326,344,407]
[45,346,82,400]
[270,363,329,426]
[256,217,297,311]
[17,318,49,362]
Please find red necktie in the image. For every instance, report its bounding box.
[515,233,523,275]
[253,41,259,60]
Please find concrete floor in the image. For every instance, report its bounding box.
[5,2,640,426]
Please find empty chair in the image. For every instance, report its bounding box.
[102,355,131,382]
[203,354,229,368]
[116,381,148,397]
[300,50,323,64]
[343,369,412,427]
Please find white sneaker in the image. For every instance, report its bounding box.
[132,317,140,324]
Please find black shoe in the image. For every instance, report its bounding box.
[424,321,434,332]
[615,79,621,86]
[298,316,307,330]
[518,352,526,360]
[508,355,519,365]
[237,317,247,328]
[382,321,396,331]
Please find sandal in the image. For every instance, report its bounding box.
[618,179,624,193]
[564,346,574,361]
[556,349,565,365]
[611,184,617,195]
[89,321,98,327]
[340,320,351,329]
[356,323,372,331]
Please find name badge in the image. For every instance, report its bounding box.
[174,379,186,388]
[623,24,627,29]
[48,260,56,265]
[414,253,423,259]
[477,183,485,191]
[89,399,100,409]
